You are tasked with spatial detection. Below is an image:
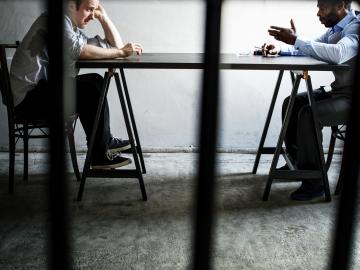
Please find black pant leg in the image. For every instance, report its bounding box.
[282,91,313,162]
[296,95,351,172]
[14,79,52,119]
[282,89,332,163]
[76,73,111,159]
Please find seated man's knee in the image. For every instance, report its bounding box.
[298,105,312,121]
[91,73,104,83]
[283,96,291,107]
[282,96,291,115]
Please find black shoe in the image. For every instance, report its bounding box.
[92,155,131,169]
[107,137,131,154]
[290,183,324,201]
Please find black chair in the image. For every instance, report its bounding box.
[0,43,81,194]
[325,125,346,195]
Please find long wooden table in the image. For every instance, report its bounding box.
[76,53,349,202]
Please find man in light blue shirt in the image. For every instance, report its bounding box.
[262,0,359,200]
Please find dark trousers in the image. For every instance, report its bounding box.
[15,73,111,161]
[282,88,351,186]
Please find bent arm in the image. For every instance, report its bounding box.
[295,35,358,64]
[96,4,123,48]
[79,44,123,59]
[79,43,142,59]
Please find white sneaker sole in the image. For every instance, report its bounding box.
[91,159,132,169]
[107,144,132,154]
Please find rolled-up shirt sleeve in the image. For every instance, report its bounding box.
[279,33,327,57]
[293,23,359,64]
[279,44,305,56]
[87,35,113,49]
[64,16,87,59]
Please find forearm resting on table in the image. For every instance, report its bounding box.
[79,44,126,59]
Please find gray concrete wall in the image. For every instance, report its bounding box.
[1,0,349,152]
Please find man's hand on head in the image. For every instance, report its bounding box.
[94,3,108,22]
[268,19,297,45]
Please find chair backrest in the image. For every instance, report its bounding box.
[0,44,18,122]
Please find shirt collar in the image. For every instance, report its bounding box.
[64,14,78,32]
[332,9,356,33]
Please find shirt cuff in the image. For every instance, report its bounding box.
[294,37,307,50]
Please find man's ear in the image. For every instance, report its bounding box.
[335,1,346,11]
[67,1,77,13]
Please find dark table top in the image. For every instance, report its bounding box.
[76,53,349,71]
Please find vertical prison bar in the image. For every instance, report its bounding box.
[48,0,71,269]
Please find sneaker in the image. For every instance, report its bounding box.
[107,137,131,154]
[92,155,132,169]
[290,183,324,201]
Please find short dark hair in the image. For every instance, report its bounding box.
[318,0,352,8]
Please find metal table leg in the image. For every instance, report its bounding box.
[305,76,331,201]
[119,68,147,174]
[263,72,332,202]
[252,70,284,174]
[263,74,302,201]
[114,72,147,201]
[77,72,112,201]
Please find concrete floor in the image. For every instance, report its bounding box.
[0,152,359,269]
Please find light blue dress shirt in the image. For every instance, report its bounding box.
[280,10,360,96]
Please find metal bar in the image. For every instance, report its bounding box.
[263,75,302,201]
[252,70,284,174]
[119,68,147,174]
[77,72,112,201]
[67,130,81,182]
[325,127,337,171]
[283,153,296,170]
[193,0,222,269]
[87,169,138,178]
[8,125,15,194]
[47,0,71,268]
[330,16,360,269]
[270,170,322,180]
[334,153,346,196]
[114,72,147,201]
[290,71,295,86]
[23,123,28,181]
[256,147,286,155]
[305,76,331,202]
[16,135,49,139]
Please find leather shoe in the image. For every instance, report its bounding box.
[290,183,324,201]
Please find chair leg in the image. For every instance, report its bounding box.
[335,151,346,195]
[67,130,81,181]
[23,124,28,181]
[9,131,15,194]
[325,128,336,172]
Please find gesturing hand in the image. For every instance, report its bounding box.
[120,43,143,57]
[268,19,297,45]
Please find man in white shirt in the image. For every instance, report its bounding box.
[262,0,359,200]
[11,0,143,169]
